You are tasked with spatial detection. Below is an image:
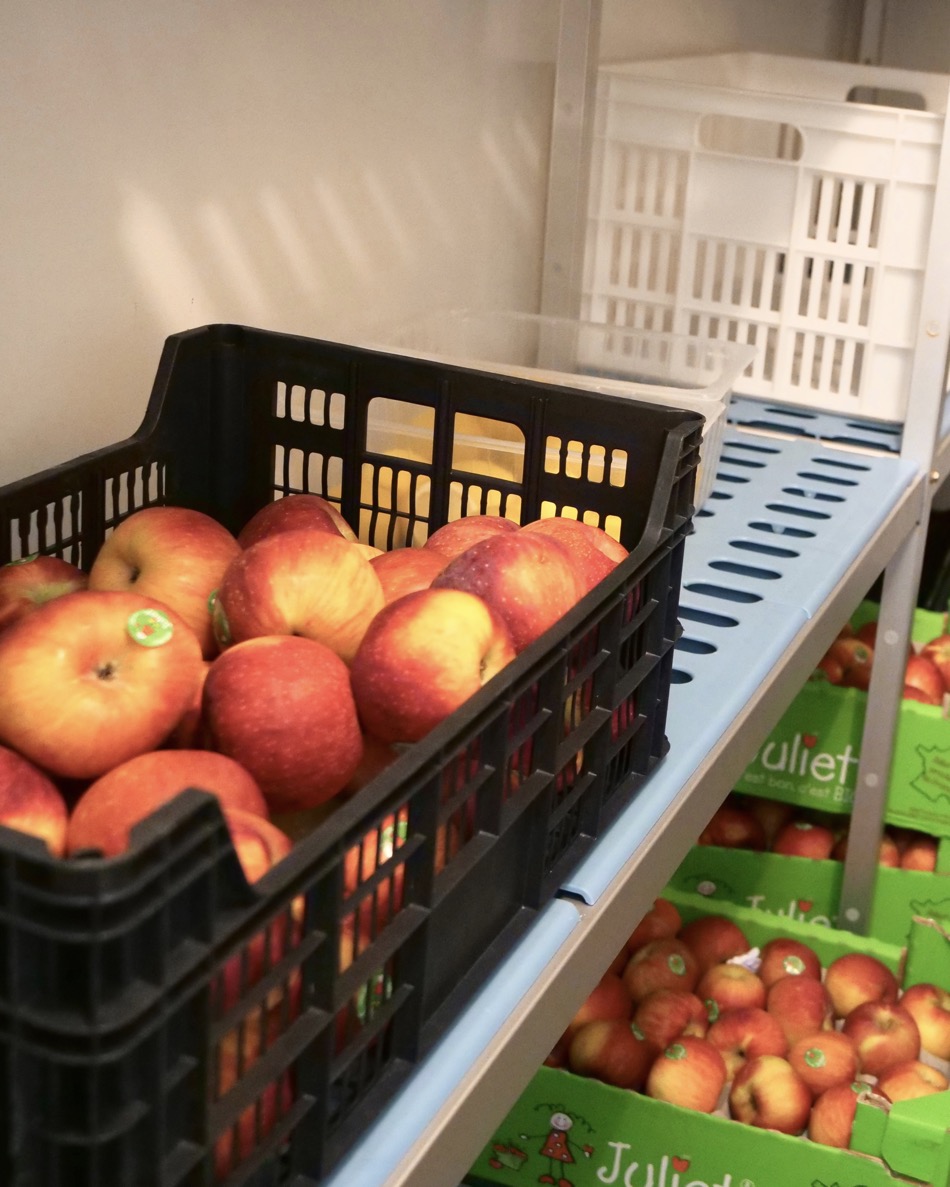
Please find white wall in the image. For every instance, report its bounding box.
[0,0,869,487]
[0,1,558,484]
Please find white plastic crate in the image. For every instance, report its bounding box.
[375,310,754,508]
[584,53,950,423]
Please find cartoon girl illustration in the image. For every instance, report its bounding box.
[518,1104,594,1186]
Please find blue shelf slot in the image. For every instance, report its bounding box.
[561,425,918,903]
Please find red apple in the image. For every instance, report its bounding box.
[757,937,822,987]
[875,1058,949,1102]
[211,806,300,1018]
[677,914,750,973]
[0,590,204,779]
[343,733,401,794]
[632,988,708,1050]
[0,553,88,634]
[706,1006,788,1079]
[740,794,795,847]
[349,588,516,744]
[66,749,269,857]
[729,1055,812,1133]
[697,802,767,850]
[216,1020,296,1177]
[696,962,766,1017]
[423,514,518,561]
[771,818,837,860]
[202,635,364,813]
[645,1035,728,1113]
[897,982,950,1060]
[813,653,845,684]
[431,531,582,653]
[568,1018,658,1090]
[622,937,700,1003]
[808,1080,865,1148]
[369,547,447,603]
[824,952,900,1019]
[899,832,939,871]
[164,659,212,748]
[920,632,950,692]
[903,653,945,705]
[788,1029,860,1096]
[626,897,682,953]
[0,743,69,856]
[88,505,240,658]
[766,974,834,1046]
[237,492,356,548]
[842,1000,921,1077]
[519,516,625,594]
[212,529,384,663]
[563,971,633,1044]
[829,636,874,690]
[524,516,628,568]
[831,829,901,867]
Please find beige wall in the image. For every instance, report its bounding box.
[0,2,558,483]
[5,1,936,487]
[600,0,863,64]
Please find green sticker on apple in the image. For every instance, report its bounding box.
[667,953,686,976]
[783,954,806,975]
[804,1047,826,1069]
[126,608,175,647]
[704,998,719,1022]
[665,1042,687,1061]
[210,590,232,648]
[5,553,39,566]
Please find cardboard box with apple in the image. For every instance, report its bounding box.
[0,324,702,1185]
[735,601,950,837]
[468,891,950,1187]
[667,791,950,949]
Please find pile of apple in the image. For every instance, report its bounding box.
[0,493,630,1176]
[546,898,950,1150]
[0,492,629,863]
[699,792,941,871]
[815,615,950,706]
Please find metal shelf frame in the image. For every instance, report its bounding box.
[323,3,950,1184]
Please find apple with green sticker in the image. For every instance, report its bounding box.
[88,505,241,659]
[0,590,204,779]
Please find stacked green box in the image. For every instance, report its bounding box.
[734,603,950,835]
[469,893,950,1187]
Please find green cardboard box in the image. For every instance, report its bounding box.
[469,893,950,1187]
[735,604,950,835]
[667,840,950,949]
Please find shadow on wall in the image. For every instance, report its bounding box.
[0,0,556,485]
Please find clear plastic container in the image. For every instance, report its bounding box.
[376,310,756,508]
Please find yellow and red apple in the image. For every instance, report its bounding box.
[65,748,270,857]
[349,588,516,744]
[212,529,384,663]
[0,553,88,635]
[88,505,240,658]
[237,492,357,548]
[0,743,69,856]
[431,530,582,654]
[0,590,204,779]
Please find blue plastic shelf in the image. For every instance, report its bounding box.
[561,424,918,902]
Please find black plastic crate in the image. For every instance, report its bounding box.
[0,323,701,1185]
